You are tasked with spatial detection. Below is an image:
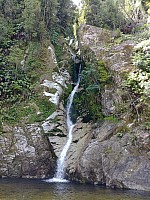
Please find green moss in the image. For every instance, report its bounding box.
[145,122,150,130]
[71,61,105,122]
[63,84,73,106]
[104,115,118,122]
[73,60,112,122]
[105,147,113,154]
[54,44,63,62]
[35,96,56,119]
[97,60,111,87]
[116,125,130,135]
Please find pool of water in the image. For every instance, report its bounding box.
[0,179,149,200]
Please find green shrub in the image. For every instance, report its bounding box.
[72,60,110,122]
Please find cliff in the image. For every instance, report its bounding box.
[67,24,150,191]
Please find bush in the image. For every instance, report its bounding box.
[72,60,111,122]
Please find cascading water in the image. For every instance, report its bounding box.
[45,65,81,183]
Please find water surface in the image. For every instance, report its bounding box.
[0,179,149,200]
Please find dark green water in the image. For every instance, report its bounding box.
[0,179,149,200]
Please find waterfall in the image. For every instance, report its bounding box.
[45,65,81,183]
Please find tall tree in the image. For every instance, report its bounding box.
[22,0,46,41]
[82,0,125,29]
[41,0,58,30]
[57,0,76,36]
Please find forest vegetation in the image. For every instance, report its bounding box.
[0,0,76,129]
[0,0,150,130]
[74,0,150,125]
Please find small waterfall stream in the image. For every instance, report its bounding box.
[46,65,81,183]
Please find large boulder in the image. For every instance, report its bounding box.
[0,124,55,178]
[73,121,150,191]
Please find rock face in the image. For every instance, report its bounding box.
[73,121,150,191]
[0,124,55,178]
[68,24,150,191]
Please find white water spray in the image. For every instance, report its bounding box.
[45,65,81,183]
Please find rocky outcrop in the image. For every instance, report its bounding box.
[41,66,70,158]
[68,24,150,191]
[73,121,150,191]
[0,124,55,178]
[78,25,137,119]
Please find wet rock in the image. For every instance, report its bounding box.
[41,67,70,106]
[75,140,105,184]
[41,66,71,159]
[65,121,92,176]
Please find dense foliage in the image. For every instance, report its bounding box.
[0,0,150,127]
[0,0,76,127]
[124,37,150,126]
[75,0,150,125]
[73,60,111,122]
[79,0,149,32]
